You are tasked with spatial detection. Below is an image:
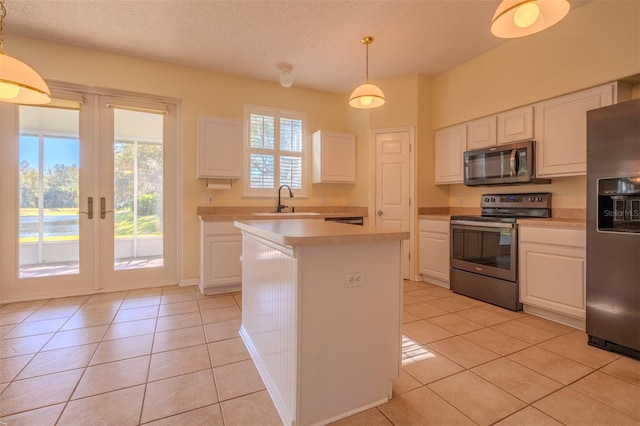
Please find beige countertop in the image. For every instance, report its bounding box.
[200,212,338,221]
[234,219,409,247]
[418,214,586,229]
[516,218,586,229]
[418,214,451,220]
[198,206,367,222]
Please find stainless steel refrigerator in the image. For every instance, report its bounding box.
[586,98,640,359]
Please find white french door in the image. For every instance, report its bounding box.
[0,89,180,303]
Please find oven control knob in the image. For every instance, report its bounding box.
[537,196,543,202]
[484,197,490,202]
[529,196,535,202]
[491,197,495,202]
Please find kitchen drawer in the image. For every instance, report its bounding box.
[203,221,240,236]
[419,219,450,234]
[519,226,585,248]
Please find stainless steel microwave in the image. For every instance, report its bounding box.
[463,141,550,186]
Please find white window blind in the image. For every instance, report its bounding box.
[244,106,307,197]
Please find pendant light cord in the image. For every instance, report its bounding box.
[365,41,369,83]
[0,0,6,53]
[361,36,374,83]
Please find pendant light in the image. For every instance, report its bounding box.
[491,0,571,38]
[349,36,385,109]
[0,0,51,104]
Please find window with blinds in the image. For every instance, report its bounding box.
[244,106,307,197]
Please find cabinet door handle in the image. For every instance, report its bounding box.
[100,197,113,219]
[78,197,94,219]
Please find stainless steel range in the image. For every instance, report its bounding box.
[450,193,552,311]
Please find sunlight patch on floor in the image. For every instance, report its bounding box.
[401,335,436,366]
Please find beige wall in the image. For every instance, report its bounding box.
[449,176,587,209]
[417,75,450,208]
[432,0,640,128]
[5,0,639,283]
[7,35,372,281]
[427,0,640,210]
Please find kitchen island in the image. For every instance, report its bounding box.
[234,219,409,426]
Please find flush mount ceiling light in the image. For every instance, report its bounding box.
[0,0,50,104]
[491,0,571,38]
[277,62,294,88]
[349,36,385,109]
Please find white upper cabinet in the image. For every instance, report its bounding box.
[467,116,497,150]
[466,106,533,150]
[534,83,615,177]
[497,105,533,145]
[197,116,243,179]
[312,130,356,183]
[435,123,466,184]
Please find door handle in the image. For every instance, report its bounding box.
[100,197,113,219]
[78,197,94,219]
[377,210,383,216]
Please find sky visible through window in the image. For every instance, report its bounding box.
[19,135,79,169]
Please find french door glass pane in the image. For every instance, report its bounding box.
[18,106,80,278]
[113,109,164,270]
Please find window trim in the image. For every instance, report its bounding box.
[243,104,308,198]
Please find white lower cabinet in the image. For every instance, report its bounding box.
[200,221,242,295]
[418,218,450,287]
[519,225,586,326]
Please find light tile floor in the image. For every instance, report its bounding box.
[1,280,638,425]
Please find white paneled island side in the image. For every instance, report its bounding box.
[234,219,409,426]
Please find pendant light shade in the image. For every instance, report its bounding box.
[349,36,385,109]
[0,0,51,104]
[349,83,385,109]
[0,52,51,104]
[491,0,571,39]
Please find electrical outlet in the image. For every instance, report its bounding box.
[459,197,463,205]
[323,195,329,205]
[344,272,365,288]
[202,195,213,204]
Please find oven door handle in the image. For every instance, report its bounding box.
[451,220,515,229]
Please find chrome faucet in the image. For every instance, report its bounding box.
[277,185,293,213]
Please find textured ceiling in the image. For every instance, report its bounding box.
[3,0,590,94]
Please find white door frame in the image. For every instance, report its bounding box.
[0,84,183,303]
[370,127,415,281]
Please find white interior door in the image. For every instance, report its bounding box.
[0,90,180,303]
[374,129,413,280]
